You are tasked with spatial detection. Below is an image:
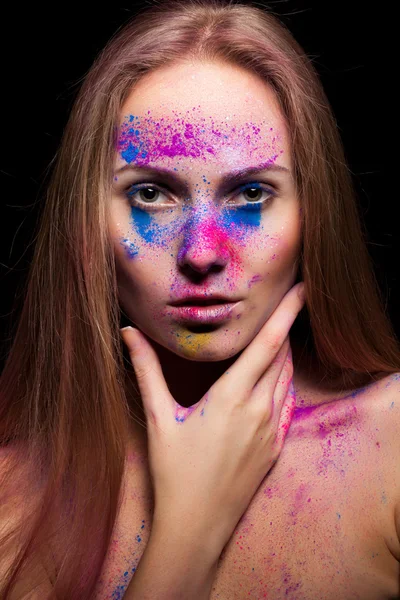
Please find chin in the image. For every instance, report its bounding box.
[176,348,240,362]
[166,331,247,362]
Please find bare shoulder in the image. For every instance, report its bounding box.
[0,447,53,599]
[361,373,400,562]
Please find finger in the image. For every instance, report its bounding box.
[274,378,296,449]
[120,326,174,423]
[223,282,304,396]
[270,343,294,423]
[251,337,291,420]
[253,348,295,456]
[251,336,289,398]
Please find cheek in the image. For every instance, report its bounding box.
[112,221,171,300]
[115,257,169,327]
[218,201,301,266]
[244,219,301,283]
[128,205,182,249]
[113,207,176,265]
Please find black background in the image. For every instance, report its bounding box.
[0,1,397,370]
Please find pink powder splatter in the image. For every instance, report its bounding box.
[248,274,263,288]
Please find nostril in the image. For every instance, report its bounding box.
[179,262,225,280]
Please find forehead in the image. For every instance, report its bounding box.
[115,61,290,173]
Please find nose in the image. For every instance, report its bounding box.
[177,214,230,277]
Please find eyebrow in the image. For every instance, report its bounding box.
[114,162,290,193]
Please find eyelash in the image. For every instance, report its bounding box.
[125,181,276,209]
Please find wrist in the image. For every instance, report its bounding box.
[124,516,221,600]
[151,510,224,566]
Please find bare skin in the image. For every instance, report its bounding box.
[93,371,400,600]
[102,60,400,598]
[6,372,399,599]
[3,60,399,600]
[111,61,302,372]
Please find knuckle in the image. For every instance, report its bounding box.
[261,334,282,355]
[133,362,153,381]
[146,408,158,429]
[250,393,273,422]
[263,404,273,423]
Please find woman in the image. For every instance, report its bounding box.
[1,0,399,598]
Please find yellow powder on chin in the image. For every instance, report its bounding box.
[175,330,213,357]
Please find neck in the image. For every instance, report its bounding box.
[126,337,242,414]
[124,335,364,453]
[125,334,316,425]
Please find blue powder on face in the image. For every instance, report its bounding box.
[127,182,263,253]
[130,205,181,247]
[120,237,139,258]
[121,140,148,163]
[131,206,158,243]
[222,202,262,228]
[121,142,139,163]
[221,182,264,228]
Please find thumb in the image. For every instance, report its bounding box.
[120,326,173,425]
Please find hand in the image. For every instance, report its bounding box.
[120,282,305,551]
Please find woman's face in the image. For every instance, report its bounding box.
[110,60,301,361]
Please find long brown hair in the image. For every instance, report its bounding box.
[1,0,399,597]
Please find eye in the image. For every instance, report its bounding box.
[232,182,276,206]
[126,183,170,206]
[125,181,276,208]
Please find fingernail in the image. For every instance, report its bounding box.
[120,326,139,349]
[120,326,137,343]
[297,283,305,301]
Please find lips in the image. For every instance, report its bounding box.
[170,296,236,306]
[167,297,241,324]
